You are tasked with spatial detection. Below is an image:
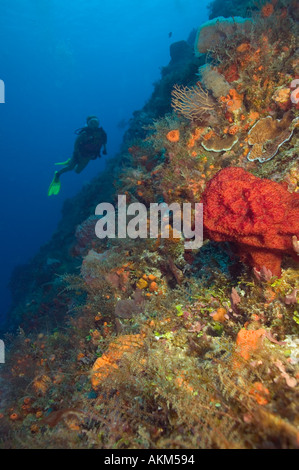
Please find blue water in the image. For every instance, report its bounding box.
[0,0,209,324]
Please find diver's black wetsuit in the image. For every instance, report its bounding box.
[57,126,107,176]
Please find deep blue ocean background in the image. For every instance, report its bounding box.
[0,0,209,325]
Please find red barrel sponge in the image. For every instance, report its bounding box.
[201,167,299,276]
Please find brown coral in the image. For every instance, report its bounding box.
[201,133,238,152]
[247,112,298,163]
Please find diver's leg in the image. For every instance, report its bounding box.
[56,158,76,177]
[48,154,78,196]
[74,158,90,174]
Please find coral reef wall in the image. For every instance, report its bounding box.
[4,39,203,334]
[1,1,299,450]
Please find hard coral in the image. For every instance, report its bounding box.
[201,167,299,276]
[247,112,297,163]
[201,133,238,152]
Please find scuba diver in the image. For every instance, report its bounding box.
[48,115,107,196]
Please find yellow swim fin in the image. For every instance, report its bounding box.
[48,171,61,196]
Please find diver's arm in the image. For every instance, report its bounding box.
[102,129,107,155]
